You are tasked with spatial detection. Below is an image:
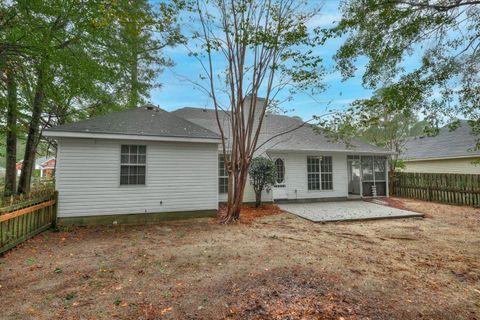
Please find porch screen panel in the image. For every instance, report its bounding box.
[374,156,387,181]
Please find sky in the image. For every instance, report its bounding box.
[148,0,417,121]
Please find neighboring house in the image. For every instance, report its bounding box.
[16,156,56,178]
[39,157,56,178]
[400,120,480,174]
[43,100,393,223]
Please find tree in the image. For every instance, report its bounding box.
[189,0,324,223]
[322,0,480,146]
[1,0,181,195]
[353,89,426,172]
[2,66,18,197]
[108,0,182,108]
[248,157,276,207]
[1,3,22,197]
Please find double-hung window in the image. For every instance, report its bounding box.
[219,154,228,194]
[120,145,146,185]
[307,156,333,190]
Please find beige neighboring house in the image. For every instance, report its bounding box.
[400,120,480,174]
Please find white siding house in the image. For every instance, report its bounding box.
[401,120,480,174]
[173,100,393,203]
[44,101,393,224]
[44,105,222,223]
[56,138,219,217]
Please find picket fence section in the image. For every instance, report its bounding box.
[390,172,480,207]
[0,192,57,254]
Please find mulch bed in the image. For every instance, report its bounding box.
[216,203,283,224]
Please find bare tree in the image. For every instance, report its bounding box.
[190,0,324,223]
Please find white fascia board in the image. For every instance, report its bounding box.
[402,154,480,162]
[43,130,221,144]
[266,149,394,155]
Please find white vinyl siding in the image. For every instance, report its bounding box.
[56,138,218,217]
[402,157,480,174]
[268,152,348,200]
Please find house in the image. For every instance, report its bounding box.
[43,100,393,224]
[400,120,480,174]
[16,156,56,178]
[39,157,56,178]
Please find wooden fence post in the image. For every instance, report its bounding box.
[52,191,58,230]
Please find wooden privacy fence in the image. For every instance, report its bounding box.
[0,192,57,254]
[390,172,480,207]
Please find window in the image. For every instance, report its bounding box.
[275,158,285,187]
[307,156,320,190]
[320,156,333,190]
[120,145,146,185]
[307,156,333,190]
[219,154,228,194]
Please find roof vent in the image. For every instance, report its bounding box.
[146,105,155,110]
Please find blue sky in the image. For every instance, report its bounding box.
[149,1,415,121]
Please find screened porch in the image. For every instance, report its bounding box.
[347,155,388,198]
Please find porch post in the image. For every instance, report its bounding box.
[386,158,389,197]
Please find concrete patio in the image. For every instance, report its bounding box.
[278,200,423,222]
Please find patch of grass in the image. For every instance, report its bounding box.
[59,226,75,232]
[158,266,167,273]
[114,297,122,306]
[26,258,37,265]
[45,293,55,302]
[88,280,106,289]
[163,291,172,299]
[54,267,63,273]
[64,294,76,302]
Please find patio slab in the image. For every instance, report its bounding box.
[278,200,423,222]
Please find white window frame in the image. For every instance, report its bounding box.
[274,158,286,188]
[120,145,147,186]
[307,156,321,191]
[218,154,229,194]
[307,156,333,191]
[320,156,333,190]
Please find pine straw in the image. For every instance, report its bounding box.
[216,203,283,224]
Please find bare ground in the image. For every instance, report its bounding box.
[0,198,479,320]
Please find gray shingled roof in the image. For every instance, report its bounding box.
[45,105,220,140]
[400,120,480,160]
[172,107,392,154]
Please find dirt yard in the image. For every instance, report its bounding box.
[0,198,479,320]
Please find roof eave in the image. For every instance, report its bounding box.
[400,154,480,162]
[266,148,394,155]
[43,130,222,144]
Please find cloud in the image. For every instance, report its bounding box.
[307,12,342,29]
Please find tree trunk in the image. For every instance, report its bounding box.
[18,64,45,195]
[221,163,249,223]
[255,190,261,208]
[127,54,139,108]
[4,67,17,198]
